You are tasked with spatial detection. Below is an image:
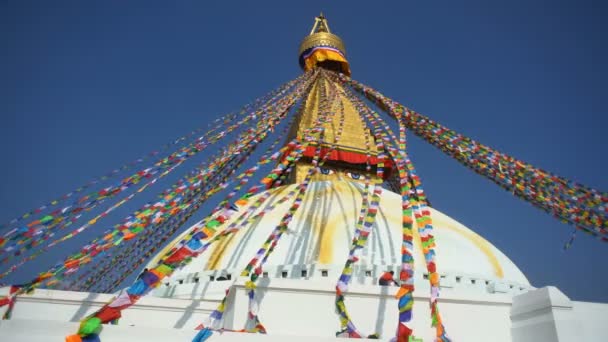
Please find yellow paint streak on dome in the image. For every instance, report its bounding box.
[203,186,291,271]
[206,233,235,270]
[314,181,344,264]
[314,182,503,278]
[431,214,504,279]
[314,181,422,265]
[148,182,504,279]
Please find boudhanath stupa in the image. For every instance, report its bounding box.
[0,14,607,342]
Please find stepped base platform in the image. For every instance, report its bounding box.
[0,280,607,341]
[0,319,359,342]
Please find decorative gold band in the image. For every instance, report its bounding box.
[299,32,347,56]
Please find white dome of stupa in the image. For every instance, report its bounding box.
[150,180,531,300]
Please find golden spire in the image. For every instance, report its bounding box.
[299,13,350,76]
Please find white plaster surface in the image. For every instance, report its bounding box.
[0,284,607,341]
[511,286,608,342]
[0,319,354,342]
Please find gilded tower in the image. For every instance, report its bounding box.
[290,14,384,184]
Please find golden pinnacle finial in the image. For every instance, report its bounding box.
[310,12,331,34]
[299,13,350,75]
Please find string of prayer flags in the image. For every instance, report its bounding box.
[0,75,305,234]
[341,74,608,243]
[0,71,312,308]
[0,74,310,278]
[1,81,290,251]
[339,78,449,341]
[68,73,316,293]
[238,75,344,333]
[59,71,318,341]
[333,109,379,338]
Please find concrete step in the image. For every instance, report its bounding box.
[0,319,374,341]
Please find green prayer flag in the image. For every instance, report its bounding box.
[40,215,54,223]
[78,317,102,336]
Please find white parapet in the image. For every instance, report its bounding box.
[0,281,514,341]
[222,277,515,342]
[1,283,607,341]
[0,319,357,342]
[0,286,219,330]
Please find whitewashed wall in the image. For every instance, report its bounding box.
[0,284,606,341]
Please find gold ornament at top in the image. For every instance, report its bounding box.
[298,13,347,56]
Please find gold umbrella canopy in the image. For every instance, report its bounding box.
[298,13,351,76]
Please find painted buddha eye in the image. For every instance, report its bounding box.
[346,172,363,180]
[320,167,334,175]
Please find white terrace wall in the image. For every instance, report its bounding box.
[0,283,607,341]
[223,277,515,342]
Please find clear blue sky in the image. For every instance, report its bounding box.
[1,1,607,302]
